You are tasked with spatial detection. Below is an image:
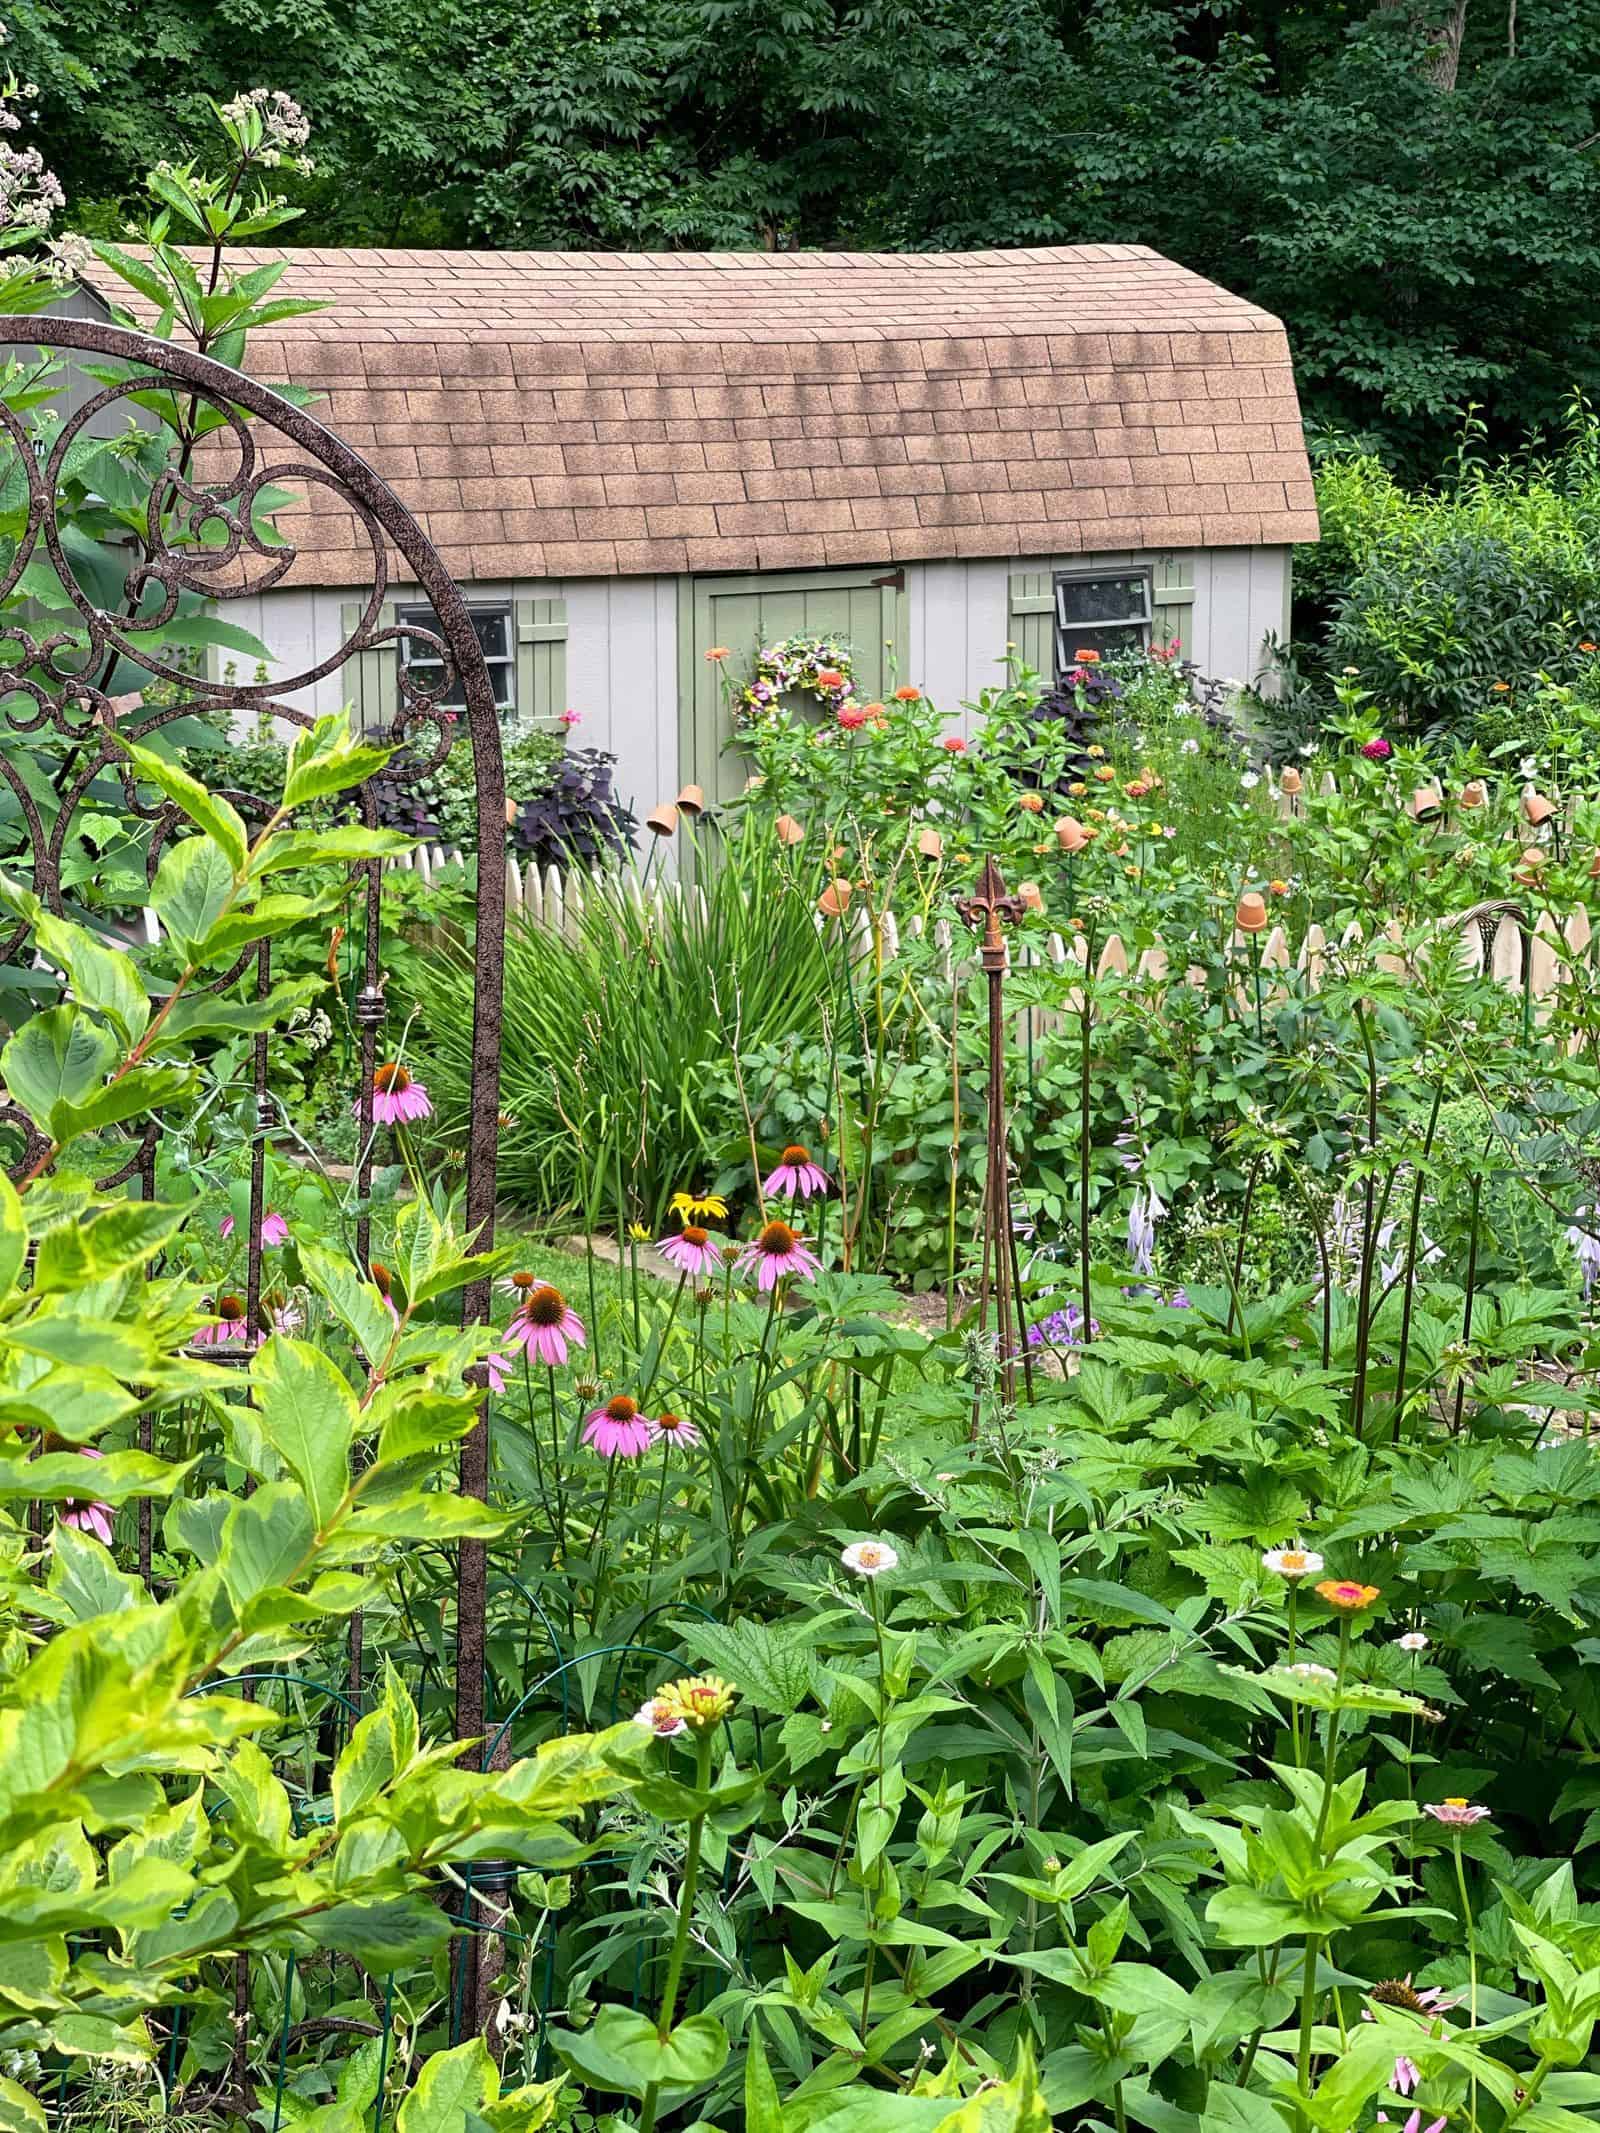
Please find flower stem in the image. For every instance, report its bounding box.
[639,1733,713,2133]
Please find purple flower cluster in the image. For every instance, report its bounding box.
[1026,1302,1099,1348]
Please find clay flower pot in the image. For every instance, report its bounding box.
[675,782,706,815]
[1235,891,1269,934]
[1018,880,1044,912]
[1410,786,1444,821]
[1278,766,1303,796]
[645,803,678,837]
[817,878,853,918]
[1459,779,1487,809]
[916,827,944,860]
[1054,815,1089,853]
[1513,846,1548,886]
[1522,791,1557,827]
[773,813,805,846]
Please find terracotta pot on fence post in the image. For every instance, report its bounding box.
[1522,791,1557,827]
[675,783,705,816]
[1410,785,1444,822]
[1459,778,1487,809]
[1235,890,1269,934]
[917,827,945,860]
[1278,765,1303,799]
[1054,816,1089,852]
[773,813,805,846]
[817,877,853,919]
[645,803,678,837]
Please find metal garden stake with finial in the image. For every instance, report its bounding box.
[956,854,1034,1416]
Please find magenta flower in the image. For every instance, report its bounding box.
[1393,2058,1421,2097]
[582,1396,654,1458]
[360,1061,432,1125]
[194,1294,250,1345]
[1424,1799,1491,1826]
[650,1412,701,1450]
[484,1352,511,1396]
[504,1281,586,1367]
[657,1225,725,1278]
[763,1143,831,1199]
[1361,738,1394,761]
[58,1447,113,1546]
[737,1219,821,1290]
[220,1211,289,1247]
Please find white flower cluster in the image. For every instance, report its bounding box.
[219,86,314,174]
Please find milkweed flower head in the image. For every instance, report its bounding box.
[842,1538,899,1578]
[195,1293,249,1345]
[634,1695,688,1739]
[220,1211,289,1246]
[504,1279,586,1366]
[364,1061,432,1125]
[657,1674,738,1731]
[1424,1798,1491,1826]
[737,1219,821,1290]
[57,1446,113,1546]
[763,1143,830,1199]
[1316,1578,1381,1613]
[657,1225,725,1277]
[581,1395,653,1459]
[1262,1547,1324,1579]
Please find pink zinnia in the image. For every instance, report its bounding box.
[1361,737,1393,761]
[58,1446,113,1546]
[220,1211,289,1246]
[1424,1798,1491,1826]
[361,1061,432,1125]
[582,1395,654,1458]
[737,1218,821,1290]
[503,1280,586,1366]
[837,703,868,730]
[942,735,967,753]
[650,1411,701,1450]
[194,1294,250,1345]
[763,1143,830,1199]
[658,1224,724,1276]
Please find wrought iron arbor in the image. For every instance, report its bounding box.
[0,314,507,1777]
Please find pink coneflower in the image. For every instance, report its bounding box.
[1424,1798,1491,1826]
[1361,738,1394,762]
[657,1225,724,1277]
[650,1411,701,1450]
[582,1395,653,1459]
[1365,1977,1461,2018]
[737,1219,821,1290]
[220,1211,289,1246]
[361,1061,432,1125]
[1393,2058,1421,2097]
[58,1447,113,1545]
[763,1143,830,1199]
[484,1352,511,1395]
[194,1294,250,1345]
[504,1279,586,1366]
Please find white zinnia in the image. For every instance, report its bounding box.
[633,1696,687,1738]
[1261,1547,1325,1579]
[1396,1631,1430,1653]
[841,1539,899,1578]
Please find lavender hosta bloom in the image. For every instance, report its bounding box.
[1567,1209,1600,1297]
[1026,1303,1098,1348]
[1127,1186,1165,1278]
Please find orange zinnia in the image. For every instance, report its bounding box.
[893,685,921,702]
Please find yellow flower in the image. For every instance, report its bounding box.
[658,1673,738,1731]
[672,1189,728,1224]
[1094,764,1116,782]
[628,1221,649,1241]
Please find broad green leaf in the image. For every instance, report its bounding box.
[112,737,249,875]
[395,2040,495,2133]
[216,1482,317,1608]
[1,1006,116,1131]
[301,1895,451,1972]
[0,1166,22,1303]
[31,1199,187,1293]
[50,1064,194,1143]
[253,1336,357,1529]
[150,835,235,959]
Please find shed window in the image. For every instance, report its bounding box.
[396,603,516,717]
[1053,568,1153,675]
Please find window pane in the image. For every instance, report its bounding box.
[1055,622,1147,669]
[397,606,515,712]
[1055,574,1150,626]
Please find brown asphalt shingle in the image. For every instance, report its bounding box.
[98,245,1318,583]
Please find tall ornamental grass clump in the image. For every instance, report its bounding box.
[425,821,839,1231]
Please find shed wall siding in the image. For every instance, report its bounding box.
[217,574,678,815]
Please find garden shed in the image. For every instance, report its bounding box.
[86,244,1318,806]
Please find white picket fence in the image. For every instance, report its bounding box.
[386,839,1597,1035]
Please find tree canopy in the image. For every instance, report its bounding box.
[21,0,1600,467]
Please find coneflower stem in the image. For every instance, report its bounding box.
[638,1732,713,2133]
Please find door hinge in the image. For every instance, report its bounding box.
[870,569,905,590]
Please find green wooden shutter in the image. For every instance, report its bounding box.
[341,599,397,726]
[515,597,568,726]
[1007,573,1055,682]
[1151,557,1196,657]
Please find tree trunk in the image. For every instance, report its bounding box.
[1378,0,1470,89]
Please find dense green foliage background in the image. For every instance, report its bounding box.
[22,0,1600,466]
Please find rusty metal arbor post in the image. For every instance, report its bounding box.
[0,317,504,1763]
[956,854,1033,1415]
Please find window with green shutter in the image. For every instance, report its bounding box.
[339,596,568,729]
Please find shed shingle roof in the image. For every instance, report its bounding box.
[102,245,1318,583]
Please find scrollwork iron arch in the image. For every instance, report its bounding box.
[0,316,505,1770]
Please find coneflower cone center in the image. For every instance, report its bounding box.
[604,1396,638,1421]
[523,1285,567,1326]
[681,1225,708,1247]
[759,1220,798,1252]
[781,1144,810,1165]
[374,1061,412,1092]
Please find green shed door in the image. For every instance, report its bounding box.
[679,566,909,805]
